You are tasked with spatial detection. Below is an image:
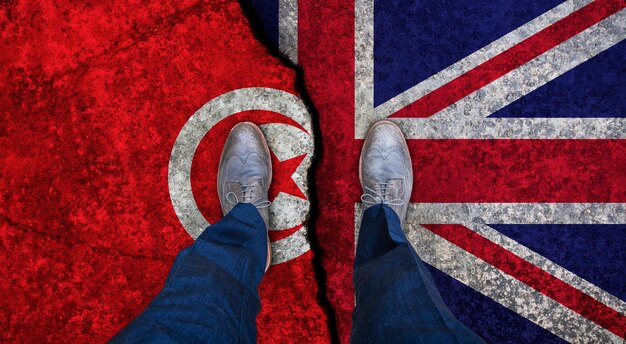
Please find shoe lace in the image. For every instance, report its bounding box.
[360,183,404,206]
[226,184,271,208]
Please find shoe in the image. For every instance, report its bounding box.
[217,122,272,270]
[359,120,413,225]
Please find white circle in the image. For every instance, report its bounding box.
[168,87,312,264]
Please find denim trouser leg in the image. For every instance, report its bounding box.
[350,204,485,344]
[110,203,267,344]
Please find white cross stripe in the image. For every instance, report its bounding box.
[279,0,298,64]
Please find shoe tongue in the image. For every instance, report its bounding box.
[385,179,403,200]
[243,177,264,190]
[366,178,403,201]
[226,178,265,202]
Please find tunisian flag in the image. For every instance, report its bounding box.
[0,0,329,342]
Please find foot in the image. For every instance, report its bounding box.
[217,122,272,270]
[359,120,413,225]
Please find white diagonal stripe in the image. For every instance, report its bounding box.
[408,224,623,343]
[463,222,626,314]
[374,0,593,119]
[355,0,626,139]
[392,9,626,139]
[353,202,626,341]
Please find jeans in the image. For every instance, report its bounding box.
[351,204,484,343]
[111,203,484,343]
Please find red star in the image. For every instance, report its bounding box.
[268,151,307,202]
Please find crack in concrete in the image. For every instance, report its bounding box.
[1,214,63,240]
[236,1,340,342]
[1,214,176,261]
[47,0,211,118]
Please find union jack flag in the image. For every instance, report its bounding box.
[247,0,626,342]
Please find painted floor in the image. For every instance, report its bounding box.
[1,0,625,342]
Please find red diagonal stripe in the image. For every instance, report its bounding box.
[423,224,626,338]
[390,0,626,119]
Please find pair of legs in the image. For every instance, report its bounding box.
[111,122,484,343]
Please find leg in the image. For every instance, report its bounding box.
[112,122,273,343]
[110,203,267,343]
[352,121,484,343]
[350,204,484,343]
